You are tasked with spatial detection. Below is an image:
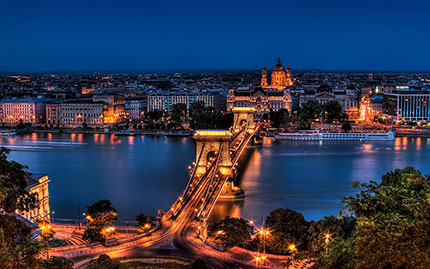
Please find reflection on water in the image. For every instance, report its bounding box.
[1,133,429,223]
[211,136,430,223]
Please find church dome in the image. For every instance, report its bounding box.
[273,57,285,71]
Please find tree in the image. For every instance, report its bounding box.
[135,213,156,234]
[300,100,322,121]
[210,216,253,249]
[307,216,355,254]
[317,167,430,268]
[0,147,54,268]
[341,167,430,268]
[265,208,309,254]
[270,109,290,129]
[41,256,74,269]
[313,237,355,269]
[16,119,26,129]
[170,103,187,127]
[0,147,36,213]
[341,122,352,132]
[297,113,311,130]
[189,101,213,129]
[83,199,118,243]
[322,101,345,123]
[87,254,121,269]
[146,110,163,123]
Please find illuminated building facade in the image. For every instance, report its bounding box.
[46,102,62,125]
[383,92,430,122]
[125,98,147,120]
[92,94,125,124]
[147,91,225,113]
[0,99,46,125]
[261,57,294,90]
[227,87,292,114]
[60,100,105,127]
[21,173,51,222]
[299,84,360,119]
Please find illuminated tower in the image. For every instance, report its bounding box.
[261,65,268,86]
[286,64,293,86]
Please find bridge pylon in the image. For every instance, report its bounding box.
[232,107,255,134]
[193,130,233,177]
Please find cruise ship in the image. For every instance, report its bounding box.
[275,130,395,141]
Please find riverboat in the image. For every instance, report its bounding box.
[275,130,395,141]
[0,129,17,136]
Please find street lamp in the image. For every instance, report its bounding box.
[51,211,55,224]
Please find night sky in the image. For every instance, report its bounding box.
[2,0,430,72]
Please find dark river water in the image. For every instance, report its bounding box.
[1,133,429,224]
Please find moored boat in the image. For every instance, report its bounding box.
[275,130,395,141]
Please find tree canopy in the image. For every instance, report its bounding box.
[265,208,309,254]
[83,199,118,243]
[318,167,430,268]
[210,216,253,249]
[0,147,36,213]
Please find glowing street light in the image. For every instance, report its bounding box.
[288,244,297,253]
[325,233,331,244]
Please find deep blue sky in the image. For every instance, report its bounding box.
[2,0,430,72]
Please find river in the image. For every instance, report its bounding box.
[1,133,429,225]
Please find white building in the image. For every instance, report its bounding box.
[60,100,105,128]
[147,91,226,113]
[0,98,46,125]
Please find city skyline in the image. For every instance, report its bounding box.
[3,0,430,72]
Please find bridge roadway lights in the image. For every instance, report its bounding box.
[193,130,233,176]
[232,107,255,134]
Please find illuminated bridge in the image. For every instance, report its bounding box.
[166,107,257,235]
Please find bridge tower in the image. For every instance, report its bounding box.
[232,107,255,134]
[193,130,233,177]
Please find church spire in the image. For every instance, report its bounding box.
[261,65,268,86]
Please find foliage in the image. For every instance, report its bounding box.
[188,101,232,129]
[0,148,53,268]
[300,100,322,120]
[170,103,187,127]
[297,113,311,130]
[270,109,290,128]
[341,122,352,131]
[297,100,346,125]
[146,110,164,122]
[83,199,118,243]
[87,254,121,269]
[0,147,36,213]
[16,119,26,129]
[83,226,104,243]
[135,213,156,233]
[341,167,430,268]
[41,256,74,269]
[313,237,355,269]
[315,167,430,268]
[322,100,346,123]
[0,215,48,268]
[307,216,355,254]
[210,216,253,249]
[265,208,309,254]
